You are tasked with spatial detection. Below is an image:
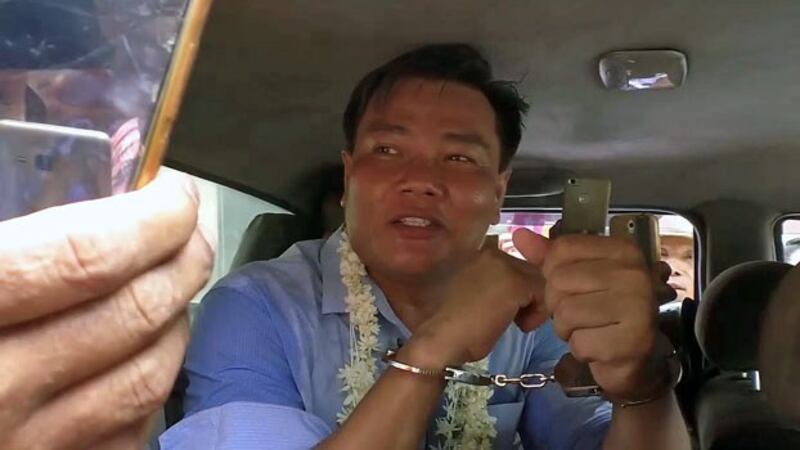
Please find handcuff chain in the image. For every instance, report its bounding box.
[384,349,556,390]
[492,373,555,389]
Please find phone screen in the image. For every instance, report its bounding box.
[0,0,211,219]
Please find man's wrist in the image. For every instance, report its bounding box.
[608,335,682,407]
[611,364,676,407]
[400,334,464,370]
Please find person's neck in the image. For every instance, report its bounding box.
[367,269,449,332]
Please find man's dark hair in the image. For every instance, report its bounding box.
[343,43,529,171]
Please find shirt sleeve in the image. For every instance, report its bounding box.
[159,402,332,450]
[519,321,612,450]
[161,283,330,448]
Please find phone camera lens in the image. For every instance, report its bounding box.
[35,154,53,172]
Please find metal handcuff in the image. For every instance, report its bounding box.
[382,347,682,407]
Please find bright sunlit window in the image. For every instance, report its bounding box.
[163,167,290,305]
[778,218,800,265]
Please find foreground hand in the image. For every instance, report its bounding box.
[0,171,215,450]
[513,228,664,401]
[411,237,548,366]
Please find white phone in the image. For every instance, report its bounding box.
[0,120,111,221]
[0,0,214,220]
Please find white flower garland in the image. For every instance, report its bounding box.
[336,231,381,422]
[337,231,497,449]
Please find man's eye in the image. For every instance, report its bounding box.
[374,145,397,155]
[447,154,475,163]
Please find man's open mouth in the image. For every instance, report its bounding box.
[397,217,432,227]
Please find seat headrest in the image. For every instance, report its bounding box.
[695,261,792,371]
[230,213,315,270]
[760,263,800,424]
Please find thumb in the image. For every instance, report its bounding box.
[512,228,551,268]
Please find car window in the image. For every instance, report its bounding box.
[489,211,698,302]
[163,167,291,304]
[777,218,800,265]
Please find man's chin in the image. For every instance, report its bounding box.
[389,261,441,278]
[375,255,448,280]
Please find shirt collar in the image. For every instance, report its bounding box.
[320,228,412,337]
[321,228,348,314]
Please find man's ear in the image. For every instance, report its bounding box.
[493,168,512,224]
[341,150,353,204]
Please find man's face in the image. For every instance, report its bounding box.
[660,235,695,300]
[342,77,510,281]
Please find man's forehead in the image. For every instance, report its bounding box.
[662,235,694,249]
[358,78,498,138]
[662,235,693,242]
[367,77,489,110]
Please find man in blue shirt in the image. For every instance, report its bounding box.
[161,44,690,449]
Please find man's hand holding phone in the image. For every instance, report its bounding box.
[408,227,669,402]
[513,230,668,401]
[0,171,214,449]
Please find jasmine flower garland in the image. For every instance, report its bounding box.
[337,231,496,449]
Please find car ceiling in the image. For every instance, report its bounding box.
[167,0,800,216]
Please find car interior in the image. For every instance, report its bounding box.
[111,1,799,449]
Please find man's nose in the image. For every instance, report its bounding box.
[397,159,445,198]
[665,258,684,276]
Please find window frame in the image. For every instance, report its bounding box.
[774,215,800,264]
[165,160,301,217]
[167,168,296,306]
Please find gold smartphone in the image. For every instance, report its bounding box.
[555,177,612,398]
[610,214,661,267]
[560,178,611,235]
[0,0,213,220]
[133,0,214,189]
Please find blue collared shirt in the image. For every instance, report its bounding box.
[160,230,611,449]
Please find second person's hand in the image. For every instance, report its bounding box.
[0,171,215,450]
